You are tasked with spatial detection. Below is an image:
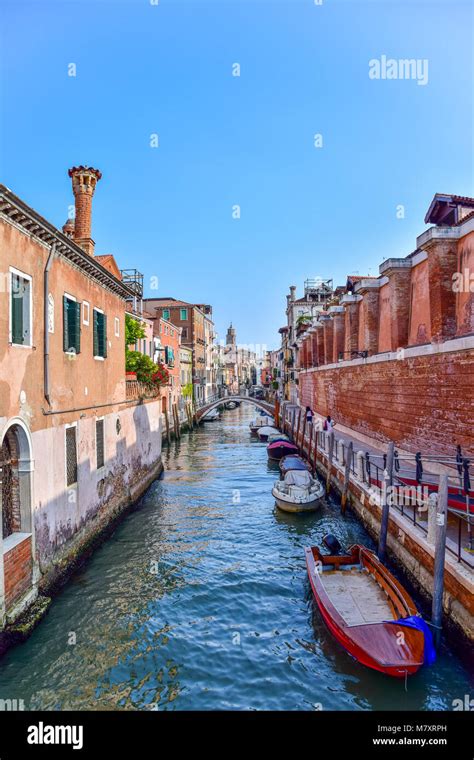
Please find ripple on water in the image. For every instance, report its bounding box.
[0,406,471,710]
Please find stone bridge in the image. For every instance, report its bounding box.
[195,395,275,422]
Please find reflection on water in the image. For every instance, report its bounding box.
[0,406,472,710]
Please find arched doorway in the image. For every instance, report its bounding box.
[0,421,35,619]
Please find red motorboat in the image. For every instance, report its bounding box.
[267,440,299,461]
[305,540,429,678]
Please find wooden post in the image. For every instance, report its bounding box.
[296,409,302,448]
[164,408,171,445]
[301,414,307,453]
[173,403,180,439]
[291,410,296,442]
[431,474,448,647]
[308,423,314,464]
[377,441,394,561]
[341,441,353,515]
[313,426,319,474]
[326,431,334,493]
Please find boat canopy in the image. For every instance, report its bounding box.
[279,455,311,473]
[284,470,312,487]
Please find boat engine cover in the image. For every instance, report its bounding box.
[323,534,342,554]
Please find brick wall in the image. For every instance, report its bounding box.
[299,347,474,455]
[3,536,32,609]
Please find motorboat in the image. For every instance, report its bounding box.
[267,432,290,443]
[279,455,312,478]
[256,426,279,442]
[249,413,274,433]
[202,408,220,421]
[305,536,435,677]
[267,440,299,461]
[272,469,324,512]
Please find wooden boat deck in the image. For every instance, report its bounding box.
[320,567,394,626]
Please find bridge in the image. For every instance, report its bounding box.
[195,394,276,422]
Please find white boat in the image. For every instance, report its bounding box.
[272,469,324,513]
[249,414,274,433]
[267,432,290,443]
[202,408,221,421]
[256,425,279,442]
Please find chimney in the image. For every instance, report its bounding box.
[68,166,102,256]
[289,285,296,302]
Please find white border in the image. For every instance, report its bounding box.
[9,267,33,348]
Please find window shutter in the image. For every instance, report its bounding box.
[102,313,107,358]
[63,296,69,352]
[93,310,99,356]
[11,277,24,344]
[74,301,81,354]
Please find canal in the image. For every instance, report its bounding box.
[0,405,472,711]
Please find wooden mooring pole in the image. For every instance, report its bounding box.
[164,408,171,445]
[341,440,353,515]
[432,473,448,647]
[301,415,307,452]
[326,431,334,494]
[377,441,394,561]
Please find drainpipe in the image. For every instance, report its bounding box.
[44,243,56,406]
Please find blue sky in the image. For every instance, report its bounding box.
[1,0,472,349]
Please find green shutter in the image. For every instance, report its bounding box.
[93,310,99,356]
[11,276,24,344]
[102,313,107,358]
[63,296,69,352]
[74,300,81,354]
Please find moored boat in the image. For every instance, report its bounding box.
[305,537,435,677]
[249,413,274,434]
[202,408,221,421]
[267,432,290,443]
[279,454,311,478]
[272,469,324,512]
[267,439,299,461]
[256,425,279,442]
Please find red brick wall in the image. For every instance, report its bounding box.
[4,536,32,609]
[299,348,474,455]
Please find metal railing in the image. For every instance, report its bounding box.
[281,410,474,570]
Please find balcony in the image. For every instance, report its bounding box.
[126,379,161,401]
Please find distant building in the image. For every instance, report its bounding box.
[142,298,214,405]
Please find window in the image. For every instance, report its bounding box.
[182,327,188,340]
[83,301,90,326]
[63,294,81,354]
[65,425,78,486]
[114,317,120,337]
[163,308,170,320]
[93,309,107,359]
[96,418,105,469]
[10,268,32,346]
[180,308,188,321]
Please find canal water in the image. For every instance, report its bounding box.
[0,405,472,711]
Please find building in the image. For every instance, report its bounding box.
[0,168,162,634]
[284,278,334,403]
[179,345,193,406]
[222,324,258,393]
[296,192,474,457]
[154,316,181,414]
[142,298,214,405]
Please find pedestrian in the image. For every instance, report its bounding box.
[305,405,313,424]
[323,415,336,432]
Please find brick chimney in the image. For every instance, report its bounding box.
[68,166,102,256]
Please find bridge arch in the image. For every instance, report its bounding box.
[196,395,275,422]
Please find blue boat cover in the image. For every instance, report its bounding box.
[387,616,436,665]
